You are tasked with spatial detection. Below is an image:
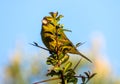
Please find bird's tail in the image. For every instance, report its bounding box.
[77,51,92,63]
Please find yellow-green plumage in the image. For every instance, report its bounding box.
[41,12,92,63]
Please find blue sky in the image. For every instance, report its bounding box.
[0,0,120,80]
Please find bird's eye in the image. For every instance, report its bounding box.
[42,19,48,25]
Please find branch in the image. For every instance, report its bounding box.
[33,77,60,84]
[29,42,49,51]
[73,58,82,70]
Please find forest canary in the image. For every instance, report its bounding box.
[41,12,92,63]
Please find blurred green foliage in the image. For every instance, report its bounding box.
[3,48,120,84]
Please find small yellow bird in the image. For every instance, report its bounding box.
[41,12,92,63]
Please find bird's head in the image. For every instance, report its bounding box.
[42,16,54,25]
[42,12,63,26]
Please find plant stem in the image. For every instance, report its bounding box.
[60,71,65,84]
[33,77,60,84]
[55,25,66,84]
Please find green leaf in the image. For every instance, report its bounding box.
[63,61,72,73]
[46,56,58,65]
[54,67,62,72]
[49,12,58,18]
[90,73,97,79]
[63,28,72,32]
[65,69,76,77]
[84,72,90,78]
[75,42,85,48]
[58,53,65,60]
[56,15,64,21]
[47,70,60,77]
[60,54,69,64]
[86,73,97,83]
[68,77,78,84]
[81,76,86,83]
